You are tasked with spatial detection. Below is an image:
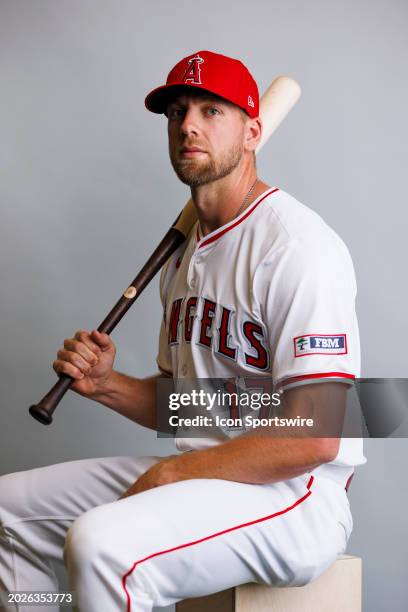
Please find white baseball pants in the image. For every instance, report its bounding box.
[0,455,353,612]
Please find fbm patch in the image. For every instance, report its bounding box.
[294,334,347,357]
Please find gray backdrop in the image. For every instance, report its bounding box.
[0,1,407,611]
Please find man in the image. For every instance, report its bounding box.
[0,51,365,612]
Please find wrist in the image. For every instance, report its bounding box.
[88,370,118,400]
[166,451,204,482]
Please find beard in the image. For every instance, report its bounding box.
[170,141,243,186]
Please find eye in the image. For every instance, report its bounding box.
[206,107,221,116]
[168,107,185,120]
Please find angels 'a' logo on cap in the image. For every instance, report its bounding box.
[248,95,255,108]
[182,54,204,85]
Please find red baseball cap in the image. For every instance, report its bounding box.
[145,50,259,119]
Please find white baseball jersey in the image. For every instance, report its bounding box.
[0,188,360,610]
[157,187,366,469]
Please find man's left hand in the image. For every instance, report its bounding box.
[118,455,185,499]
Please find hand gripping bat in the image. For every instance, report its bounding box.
[29,76,302,425]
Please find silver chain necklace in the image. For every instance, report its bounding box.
[231,177,259,221]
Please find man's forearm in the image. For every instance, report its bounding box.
[89,371,160,430]
[162,382,342,486]
[168,434,337,485]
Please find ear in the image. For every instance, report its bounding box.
[244,117,262,153]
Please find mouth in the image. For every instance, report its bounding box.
[180,147,207,158]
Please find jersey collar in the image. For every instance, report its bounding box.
[195,187,279,249]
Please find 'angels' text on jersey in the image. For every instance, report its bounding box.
[166,295,269,371]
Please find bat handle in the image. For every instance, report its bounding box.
[29,375,74,425]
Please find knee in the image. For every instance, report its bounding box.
[63,504,153,567]
[63,504,163,593]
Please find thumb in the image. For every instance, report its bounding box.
[90,330,113,351]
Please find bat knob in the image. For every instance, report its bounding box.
[29,405,53,425]
[28,374,74,425]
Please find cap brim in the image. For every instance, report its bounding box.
[145,83,229,114]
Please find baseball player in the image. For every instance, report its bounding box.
[0,51,365,612]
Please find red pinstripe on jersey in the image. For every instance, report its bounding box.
[278,372,355,389]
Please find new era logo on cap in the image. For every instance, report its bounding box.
[248,95,254,108]
[294,334,348,357]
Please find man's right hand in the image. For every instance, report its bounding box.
[53,330,116,398]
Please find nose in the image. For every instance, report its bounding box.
[179,107,201,137]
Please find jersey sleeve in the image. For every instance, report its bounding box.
[156,262,173,377]
[258,235,360,392]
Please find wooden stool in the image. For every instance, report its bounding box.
[176,555,361,612]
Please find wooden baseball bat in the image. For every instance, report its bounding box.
[29,76,301,425]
